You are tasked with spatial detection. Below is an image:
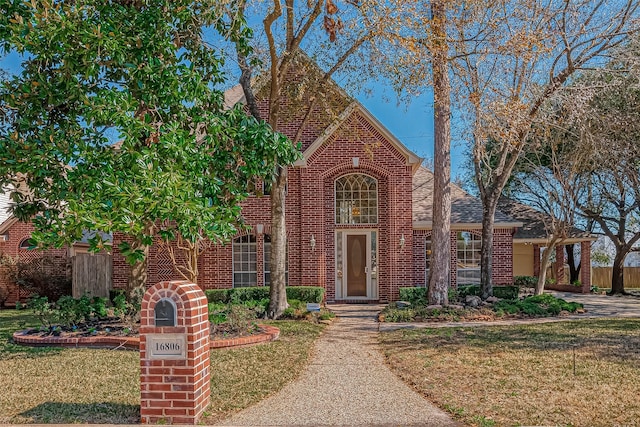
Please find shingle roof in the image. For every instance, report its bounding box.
[412,167,515,225]
[497,196,593,240]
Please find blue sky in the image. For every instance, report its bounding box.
[1,51,469,178]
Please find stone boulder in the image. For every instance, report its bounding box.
[465,295,482,308]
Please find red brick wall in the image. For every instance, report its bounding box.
[412,228,514,288]
[139,281,210,425]
[0,220,69,306]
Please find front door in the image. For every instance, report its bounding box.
[346,234,367,296]
[336,230,378,299]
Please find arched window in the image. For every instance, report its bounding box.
[335,174,378,224]
[457,231,481,285]
[19,238,34,250]
[232,235,257,287]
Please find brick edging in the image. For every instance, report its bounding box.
[12,324,280,350]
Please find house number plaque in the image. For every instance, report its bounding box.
[147,333,187,360]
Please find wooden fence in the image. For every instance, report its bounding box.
[72,253,112,298]
[591,267,640,288]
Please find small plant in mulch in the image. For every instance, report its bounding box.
[379,293,584,323]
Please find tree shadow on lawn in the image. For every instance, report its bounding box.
[19,402,140,424]
[384,319,640,363]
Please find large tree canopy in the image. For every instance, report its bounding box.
[0,0,300,293]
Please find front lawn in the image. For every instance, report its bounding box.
[380,319,640,427]
[0,309,324,424]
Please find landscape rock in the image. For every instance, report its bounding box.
[396,301,412,309]
[486,296,499,303]
[426,304,443,310]
[446,304,465,310]
[465,295,482,308]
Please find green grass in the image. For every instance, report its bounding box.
[380,319,640,427]
[0,309,139,424]
[0,310,325,424]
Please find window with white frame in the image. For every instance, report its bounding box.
[264,234,288,285]
[335,173,378,224]
[233,235,257,287]
[456,231,481,284]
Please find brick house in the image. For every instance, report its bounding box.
[0,192,70,306]
[110,61,528,303]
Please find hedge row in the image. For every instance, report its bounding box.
[399,284,520,305]
[205,286,324,304]
[458,284,519,300]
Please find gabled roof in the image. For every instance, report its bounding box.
[497,197,595,243]
[293,101,422,172]
[413,167,521,228]
[222,53,422,172]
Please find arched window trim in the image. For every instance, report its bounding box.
[19,237,34,250]
[334,173,378,225]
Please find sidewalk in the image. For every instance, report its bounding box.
[216,305,457,427]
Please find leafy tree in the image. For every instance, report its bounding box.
[508,36,640,294]
[569,45,640,294]
[0,1,299,297]
[452,0,639,298]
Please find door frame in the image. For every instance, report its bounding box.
[335,229,378,300]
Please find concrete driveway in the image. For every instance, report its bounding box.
[550,291,640,318]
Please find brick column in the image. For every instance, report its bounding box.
[140,280,210,425]
[555,245,565,284]
[580,241,592,291]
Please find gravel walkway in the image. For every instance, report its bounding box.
[216,305,456,427]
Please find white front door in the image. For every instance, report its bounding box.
[335,230,378,299]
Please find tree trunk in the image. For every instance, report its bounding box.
[127,242,149,303]
[268,166,289,318]
[536,244,555,295]
[427,0,451,306]
[566,244,580,283]
[480,197,497,299]
[610,250,626,295]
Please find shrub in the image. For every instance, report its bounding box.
[286,286,324,303]
[205,286,325,304]
[226,305,257,335]
[398,287,428,306]
[205,289,231,304]
[457,285,481,298]
[494,294,583,317]
[282,299,310,319]
[381,307,415,322]
[493,286,519,300]
[457,284,519,300]
[27,295,58,328]
[0,285,8,308]
[513,276,537,288]
[229,287,270,304]
[3,254,71,301]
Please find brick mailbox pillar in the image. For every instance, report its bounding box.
[140,280,210,424]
